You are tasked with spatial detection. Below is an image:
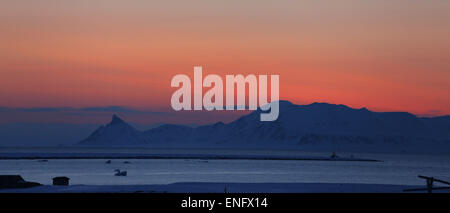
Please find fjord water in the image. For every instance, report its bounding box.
[0,148,449,186]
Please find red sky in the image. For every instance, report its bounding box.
[1,0,450,122]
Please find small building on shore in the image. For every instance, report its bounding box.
[52,176,70,186]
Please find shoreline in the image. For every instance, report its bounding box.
[0,153,381,162]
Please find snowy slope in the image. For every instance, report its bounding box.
[0,182,427,193]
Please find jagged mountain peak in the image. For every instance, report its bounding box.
[79,114,148,145]
[110,114,126,125]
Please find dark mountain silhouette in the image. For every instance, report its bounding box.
[79,115,149,145]
[78,101,450,153]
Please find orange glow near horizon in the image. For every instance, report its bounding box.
[1,0,450,117]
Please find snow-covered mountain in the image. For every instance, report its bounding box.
[78,101,450,153]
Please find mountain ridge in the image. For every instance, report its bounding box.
[78,101,450,153]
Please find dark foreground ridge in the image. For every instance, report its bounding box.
[0,175,41,189]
